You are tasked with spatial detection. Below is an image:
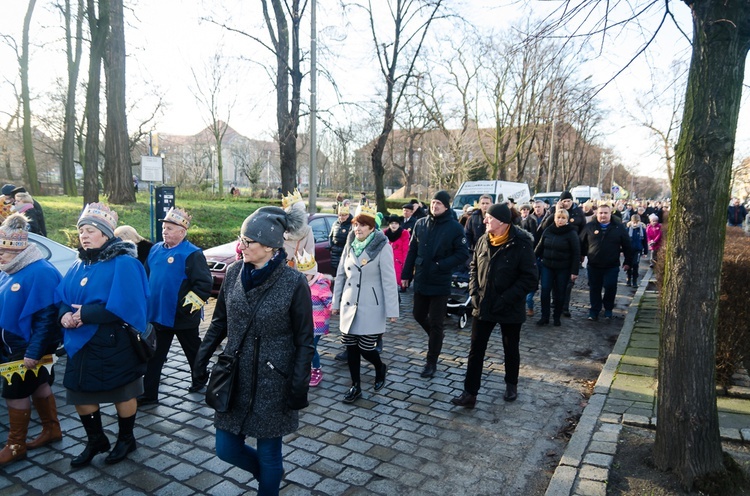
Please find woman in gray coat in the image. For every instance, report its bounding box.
[332,206,399,403]
[194,206,314,496]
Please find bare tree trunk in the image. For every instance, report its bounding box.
[20,0,40,195]
[103,0,133,203]
[654,0,750,488]
[61,0,83,196]
[83,0,108,204]
[262,0,302,194]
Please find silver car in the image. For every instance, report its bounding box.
[28,233,78,275]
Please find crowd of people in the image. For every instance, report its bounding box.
[0,184,675,494]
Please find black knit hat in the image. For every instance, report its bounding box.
[432,190,451,209]
[560,191,574,201]
[487,203,512,224]
[241,206,288,248]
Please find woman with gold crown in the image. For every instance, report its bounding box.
[56,203,150,466]
[332,204,399,403]
[0,213,63,466]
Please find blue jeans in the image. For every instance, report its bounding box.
[587,266,620,316]
[312,335,321,369]
[215,429,283,496]
[540,265,570,321]
[526,257,543,310]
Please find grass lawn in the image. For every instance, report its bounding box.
[38,192,309,249]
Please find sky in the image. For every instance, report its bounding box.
[1,0,749,181]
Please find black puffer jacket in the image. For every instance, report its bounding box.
[464,209,486,250]
[470,226,538,324]
[535,223,581,275]
[329,215,352,272]
[402,211,469,296]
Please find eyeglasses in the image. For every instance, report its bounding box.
[237,236,258,247]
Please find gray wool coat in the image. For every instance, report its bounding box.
[332,229,399,335]
[196,259,314,439]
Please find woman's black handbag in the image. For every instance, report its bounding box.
[205,353,237,412]
[124,323,157,362]
[205,288,271,412]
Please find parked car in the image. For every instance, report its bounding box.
[203,213,337,296]
[28,233,78,275]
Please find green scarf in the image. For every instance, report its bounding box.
[351,232,375,257]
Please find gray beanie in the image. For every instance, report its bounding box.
[241,206,288,248]
[432,190,451,209]
[487,203,511,224]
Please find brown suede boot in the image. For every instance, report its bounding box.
[0,408,30,465]
[27,395,62,450]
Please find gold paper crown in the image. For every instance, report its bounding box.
[161,207,192,229]
[282,189,304,209]
[337,203,350,215]
[354,202,377,220]
[295,249,317,272]
[473,200,479,209]
[79,202,119,232]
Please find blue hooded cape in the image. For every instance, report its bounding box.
[0,259,61,342]
[56,253,149,358]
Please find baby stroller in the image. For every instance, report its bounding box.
[446,268,472,329]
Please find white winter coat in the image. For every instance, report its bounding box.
[332,229,399,335]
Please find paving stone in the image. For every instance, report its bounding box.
[622,413,650,427]
[582,453,614,468]
[578,464,608,482]
[587,440,617,455]
[575,478,607,496]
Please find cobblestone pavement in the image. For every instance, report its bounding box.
[0,267,640,495]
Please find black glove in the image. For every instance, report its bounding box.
[192,369,209,385]
[287,395,309,411]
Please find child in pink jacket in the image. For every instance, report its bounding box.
[646,214,663,267]
[383,215,410,292]
[296,250,332,387]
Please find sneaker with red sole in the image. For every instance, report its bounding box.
[310,368,323,387]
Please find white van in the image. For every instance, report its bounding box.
[570,185,601,204]
[533,191,571,207]
[452,180,531,217]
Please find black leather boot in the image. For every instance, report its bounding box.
[503,384,518,402]
[342,384,362,403]
[105,414,137,465]
[71,410,110,467]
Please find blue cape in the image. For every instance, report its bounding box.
[147,240,200,327]
[0,259,61,342]
[56,254,149,358]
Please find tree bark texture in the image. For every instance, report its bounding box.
[21,0,40,195]
[62,0,83,196]
[103,0,134,203]
[654,0,750,488]
[83,0,109,204]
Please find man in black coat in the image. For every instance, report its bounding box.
[329,204,353,274]
[401,191,469,379]
[401,203,417,234]
[451,203,538,407]
[727,198,747,227]
[464,194,492,251]
[140,208,213,405]
[580,203,633,321]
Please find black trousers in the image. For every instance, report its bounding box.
[463,318,521,395]
[142,325,201,399]
[412,292,449,364]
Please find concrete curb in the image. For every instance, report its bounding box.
[544,269,652,496]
